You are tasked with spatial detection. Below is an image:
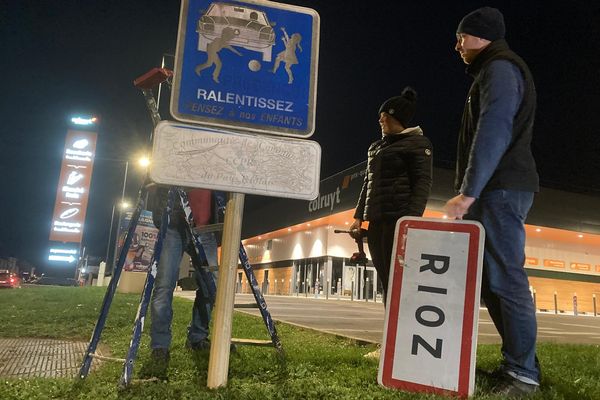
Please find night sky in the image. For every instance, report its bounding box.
[1,1,599,274]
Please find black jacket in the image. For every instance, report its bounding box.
[147,185,188,238]
[354,127,433,223]
[456,39,539,194]
[147,186,225,243]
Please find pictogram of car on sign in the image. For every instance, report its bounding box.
[197,2,276,62]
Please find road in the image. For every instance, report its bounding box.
[174,292,600,345]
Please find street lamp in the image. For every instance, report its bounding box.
[138,156,150,168]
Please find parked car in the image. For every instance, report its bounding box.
[20,271,34,283]
[197,2,275,61]
[31,275,79,287]
[0,269,21,288]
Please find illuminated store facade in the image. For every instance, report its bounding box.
[238,162,600,313]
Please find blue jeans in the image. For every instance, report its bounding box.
[466,189,540,383]
[150,227,218,349]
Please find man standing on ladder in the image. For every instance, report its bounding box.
[144,186,222,378]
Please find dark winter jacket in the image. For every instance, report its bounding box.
[456,39,539,196]
[147,185,188,239]
[354,127,433,223]
[148,186,225,241]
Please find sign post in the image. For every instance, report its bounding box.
[48,130,97,273]
[168,0,320,389]
[207,192,244,387]
[378,217,484,398]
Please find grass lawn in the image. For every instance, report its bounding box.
[0,286,599,399]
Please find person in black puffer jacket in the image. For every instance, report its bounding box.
[350,87,433,307]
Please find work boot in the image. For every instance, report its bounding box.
[186,338,211,351]
[148,348,171,380]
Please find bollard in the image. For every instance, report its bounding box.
[351,280,355,302]
[373,282,377,302]
[573,293,578,316]
[365,278,369,302]
[554,291,558,314]
[593,294,597,317]
[337,278,341,300]
[326,279,329,300]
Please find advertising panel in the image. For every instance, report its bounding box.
[115,210,158,272]
[49,130,97,243]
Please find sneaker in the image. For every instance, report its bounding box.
[477,366,506,382]
[363,348,381,360]
[492,374,539,398]
[187,338,237,353]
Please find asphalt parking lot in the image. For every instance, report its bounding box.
[175,292,600,345]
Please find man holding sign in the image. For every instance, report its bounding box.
[444,7,541,397]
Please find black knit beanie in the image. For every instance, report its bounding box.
[378,87,417,127]
[457,7,505,42]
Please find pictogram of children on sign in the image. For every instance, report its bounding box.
[195,27,242,83]
[271,27,302,84]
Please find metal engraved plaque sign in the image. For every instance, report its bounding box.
[150,121,320,200]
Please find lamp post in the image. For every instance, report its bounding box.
[105,161,129,274]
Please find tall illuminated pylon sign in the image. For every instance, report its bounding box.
[49,130,97,244]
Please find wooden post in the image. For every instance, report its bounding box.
[207,192,245,388]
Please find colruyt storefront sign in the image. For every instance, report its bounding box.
[379,217,484,398]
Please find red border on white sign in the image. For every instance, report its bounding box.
[378,217,484,398]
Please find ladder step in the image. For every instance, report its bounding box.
[231,338,274,346]
[192,223,224,234]
[91,353,126,363]
[234,303,259,308]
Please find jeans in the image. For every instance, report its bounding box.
[188,232,218,345]
[465,189,540,383]
[150,227,218,349]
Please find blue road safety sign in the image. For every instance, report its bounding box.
[171,0,320,138]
